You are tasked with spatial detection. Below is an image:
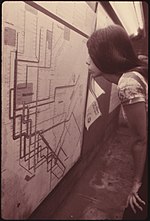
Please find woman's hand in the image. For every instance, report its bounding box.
[126,181,145,213]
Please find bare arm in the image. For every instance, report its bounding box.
[123,102,147,182]
[123,102,147,213]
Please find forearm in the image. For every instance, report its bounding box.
[132,139,147,183]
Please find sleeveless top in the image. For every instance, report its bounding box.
[117,71,148,111]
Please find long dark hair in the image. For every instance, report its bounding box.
[87,25,148,78]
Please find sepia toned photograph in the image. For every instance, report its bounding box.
[1,1,148,220]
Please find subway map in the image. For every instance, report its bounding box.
[2,2,94,218]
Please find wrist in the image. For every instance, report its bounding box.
[131,180,142,193]
[133,178,142,186]
[133,176,141,182]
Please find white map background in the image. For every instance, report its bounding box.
[2,1,96,219]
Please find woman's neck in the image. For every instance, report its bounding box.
[102,73,121,84]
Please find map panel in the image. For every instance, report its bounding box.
[2,1,95,219]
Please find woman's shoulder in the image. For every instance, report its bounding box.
[118,71,147,90]
[117,70,148,106]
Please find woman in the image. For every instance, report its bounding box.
[86,24,148,219]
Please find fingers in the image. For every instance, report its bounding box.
[129,196,136,214]
[132,195,143,211]
[128,193,146,214]
[134,193,146,205]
